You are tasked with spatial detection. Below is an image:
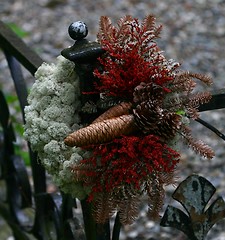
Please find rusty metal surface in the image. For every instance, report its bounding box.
[161,174,225,240]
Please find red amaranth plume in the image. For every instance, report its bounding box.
[71,135,180,224]
[94,15,180,99]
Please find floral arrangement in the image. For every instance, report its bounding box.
[24,15,214,225]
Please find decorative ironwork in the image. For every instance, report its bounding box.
[161,174,225,240]
[61,21,105,124]
[0,20,43,75]
[0,21,82,239]
[198,89,225,112]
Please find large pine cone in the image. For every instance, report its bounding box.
[133,82,182,140]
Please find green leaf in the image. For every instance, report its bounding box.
[14,145,30,166]
[176,110,185,116]
[14,123,24,136]
[5,94,18,104]
[6,22,29,38]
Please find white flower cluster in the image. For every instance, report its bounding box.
[24,56,90,199]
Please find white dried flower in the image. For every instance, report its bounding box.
[24,55,89,199]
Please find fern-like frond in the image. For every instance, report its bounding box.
[171,71,212,94]
[116,15,133,33]
[143,15,162,39]
[180,124,214,159]
[170,71,197,93]
[93,192,116,223]
[185,107,199,119]
[158,171,177,186]
[117,196,140,224]
[141,33,157,50]
[70,163,96,182]
[142,15,156,30]
[145,176,165,220]
[183,91,211,118]
[113,184,140,200]
[97,16,114,44]
[152,24,163,40]
[188,72,213,86]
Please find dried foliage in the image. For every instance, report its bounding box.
[165,71,212,115]
[180,125,215,159]
[94,15,174,98]
[65,15,214,224]
[117,196,140,224]
[92,192,116,223]
[145,175,165,219]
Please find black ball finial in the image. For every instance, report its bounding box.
[62,21,105,63]
[68,21,88,41]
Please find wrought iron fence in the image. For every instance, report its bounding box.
[1,19,225,240]
[0,20,82,240]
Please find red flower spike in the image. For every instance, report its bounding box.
[80,135,180,197]
[94,16,179,99]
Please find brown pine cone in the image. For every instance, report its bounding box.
[64,114,137,147]
[133,81,182,140]
[133,82,165,104]
[133,100,181,140]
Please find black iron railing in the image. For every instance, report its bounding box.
[0,20,79,240]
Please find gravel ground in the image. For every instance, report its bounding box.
[1,0,225,239]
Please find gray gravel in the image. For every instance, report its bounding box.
[1,0,225,239]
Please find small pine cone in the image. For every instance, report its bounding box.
[133,100,181,140]
[156,112,182,140]
[92,102,132,123]
[133,99,163,132]
[133,82,165,104]
[64,114,137,147]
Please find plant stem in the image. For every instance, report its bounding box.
[96,221,110,240]
[81,199,97,240]
[112,213,121,240]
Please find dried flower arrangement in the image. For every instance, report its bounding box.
[64,15,214,224]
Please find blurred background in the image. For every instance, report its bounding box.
[1,0,225,239]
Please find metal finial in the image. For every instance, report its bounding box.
[68,21,88,41]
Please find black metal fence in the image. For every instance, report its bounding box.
[0,20,81,240]
[1,19,225,240]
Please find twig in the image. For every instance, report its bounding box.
[195,117,225,141]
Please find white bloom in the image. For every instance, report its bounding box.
[24,55,89,199]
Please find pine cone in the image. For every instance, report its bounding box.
[64,114,137,147]
[133,82,165,104]
[133,83,181,140]
[133,100,162,130]
[133,101,181,140]
[156,112,182,140]
[92,102,132,123]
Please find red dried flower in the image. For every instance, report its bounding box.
[94,15,179,99]
[76,134,180,196]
